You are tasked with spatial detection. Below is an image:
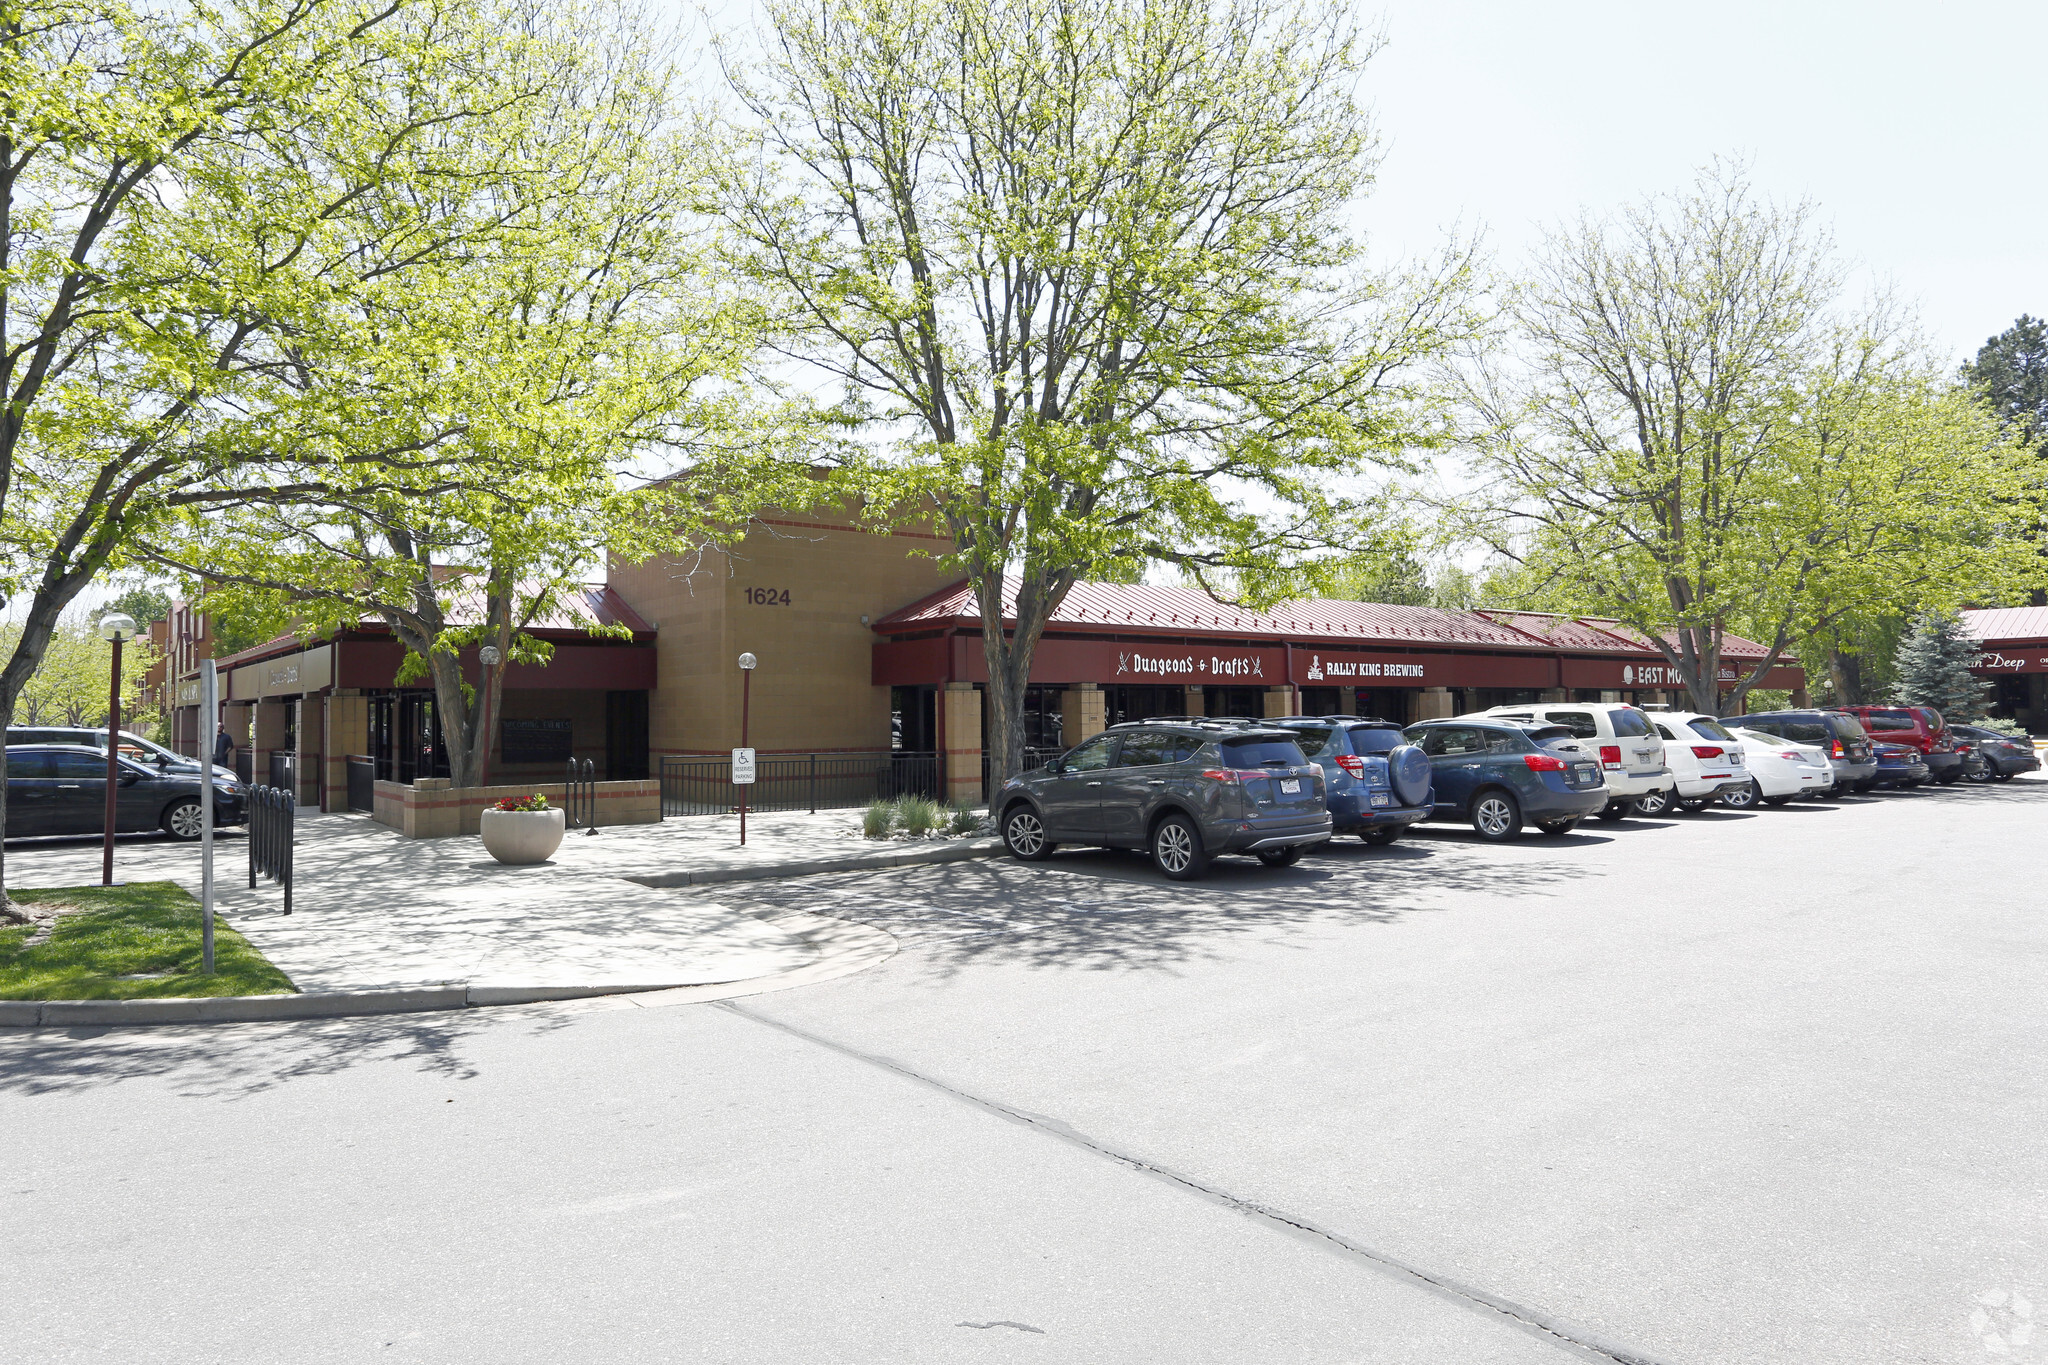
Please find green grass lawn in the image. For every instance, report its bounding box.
[0,881,297,1000]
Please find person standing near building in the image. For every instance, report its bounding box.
[214,725,234,769]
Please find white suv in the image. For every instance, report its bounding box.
[1463,702,1674,820]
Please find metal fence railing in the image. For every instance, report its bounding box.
[564,757,598,832]
[248,783,294,915]
[982,747,1065,796]
[660,751,941,817]
[345,756,375,813]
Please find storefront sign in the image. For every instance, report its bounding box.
[177,679,201,705]
[1974,649,2048,674]
[1115,649,1268,680]
[1301,652,1427,682]
[1565,657,1802,691]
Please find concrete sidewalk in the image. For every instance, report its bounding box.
[2,808,943,1007]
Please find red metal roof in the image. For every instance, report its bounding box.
[873,578,1783,658]
[1567,616,1773,661]
[1963,606,2048,644]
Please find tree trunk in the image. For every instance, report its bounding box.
[1828,649,1864,705]
[973,566,1063,797]
[0,585,91,916]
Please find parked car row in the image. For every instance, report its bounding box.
[995,701,2038,880]
[4,727,246,841]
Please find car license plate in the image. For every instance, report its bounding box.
[1574,764,1597,783]
[1370,792,1391,807]
[1280,778,1301,794]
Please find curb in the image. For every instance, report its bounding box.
[0,916,900,1030]
[625,836,1005,888]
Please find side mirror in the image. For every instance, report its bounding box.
[119,771,141,786]
[155,754,170,766]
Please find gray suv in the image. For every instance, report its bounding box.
[996,720,1333,880]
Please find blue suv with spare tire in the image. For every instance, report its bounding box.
[996,719,1333,880]
[1266,716,1434,845]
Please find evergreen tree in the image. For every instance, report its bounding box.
[1891,610,1990,722]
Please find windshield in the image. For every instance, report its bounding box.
[1687,717,1737,742]
[1526,725,1581,749]
[1218,738,1309,768]
[1610,708,1653,738]
[1827,714,1869,739]
[1861,709,1917,733]
[1282,725,1338,756]
[1347,726,1404,753]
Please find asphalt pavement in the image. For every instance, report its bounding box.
[5,776,2044,1363]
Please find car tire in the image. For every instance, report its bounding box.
[1361,827,1402,846]
[1150,814,1209,880]
[1469,790,1522,842]
[1534,818,1579,836]
[1255,845,1304,867]
[1720,780,1762,810]
[1593,800,1636,822]
[162,798,205,841]
[1002,805,1055,861]
[1633,789,1672,816]
[1387,745,1433,807]
[1995,771,2015,782]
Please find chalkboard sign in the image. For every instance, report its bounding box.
[501,718,573,764]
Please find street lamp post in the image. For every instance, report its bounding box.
[97,613,139,887]
[737,652,757,846]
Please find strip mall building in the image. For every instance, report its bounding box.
[159,507,1813,810]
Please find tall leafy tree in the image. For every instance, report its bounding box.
[1961,315,2048,603]
[0,0,642,900]
[722,0,1474,783]
[147,9,797,789]
[1451,163,2044,714]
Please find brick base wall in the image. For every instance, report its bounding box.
[370,778,661,839]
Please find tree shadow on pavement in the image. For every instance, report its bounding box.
[757,833,1603,980]
[0,1003,583,1101]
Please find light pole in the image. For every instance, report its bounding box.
[477,644,502,788]
[97,612,139,887]
[737,652,757,846]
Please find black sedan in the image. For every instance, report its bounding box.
[1950,725,2041,781]
[4,745,246,841]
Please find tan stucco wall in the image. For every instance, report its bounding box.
[608,504,957,756]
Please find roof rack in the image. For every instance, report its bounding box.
[1132,714,1264,728]
[1266,714,1404,726]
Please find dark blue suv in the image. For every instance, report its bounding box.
[1268,717,1434,845]
[1403,720,1608,840]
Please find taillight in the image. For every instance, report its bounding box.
[1830,740,1844,757]
[1200,769,1239,784]
[1690,746,1723,759]
[1598,744,1621,769]
[1334,754,1366,778]
[1777,751,1802,761]
[1523,753,1568,772]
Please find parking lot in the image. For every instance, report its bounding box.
[6,774,2044,1363]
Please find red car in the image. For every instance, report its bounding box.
[1830,705,1966,785]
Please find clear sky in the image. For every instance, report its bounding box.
[1357,1,2044,365]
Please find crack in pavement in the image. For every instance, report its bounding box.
[722,1001,1676,1365]
[957,1320,1046,1334]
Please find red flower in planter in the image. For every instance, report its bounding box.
[493,793,550,812]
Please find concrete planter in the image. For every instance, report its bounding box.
[479,807,565,865]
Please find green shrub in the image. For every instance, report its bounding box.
[946,804,981,836]
[861,800,894,839]
[1979,716,2032,738]
[897,794,941,836]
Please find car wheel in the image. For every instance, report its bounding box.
[1255,845,1304,867]
[1361,827,1402,846]
[1720,780,1762,810]
[1534,818,1579,836]
[1633,789,1671,817]
[162,798,205,841]
[1002,805,1055,861]
[1762,795,1793,806]
[1995,771,2015,782]
[1150,814,1209,880]
[1469,790,1522,841]
[1593,800,1636,822]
